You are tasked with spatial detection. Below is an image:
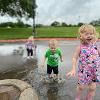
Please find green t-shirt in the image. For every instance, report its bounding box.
[45,48,62,67]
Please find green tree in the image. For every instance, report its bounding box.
[77,22,84,26]
[51,21,60,27]
[61,22,68,27]
[0,0,36,19]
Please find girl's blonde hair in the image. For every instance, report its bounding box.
[78,24,99,43]
[49,39,58,46]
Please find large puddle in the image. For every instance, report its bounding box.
[0,41,100,100]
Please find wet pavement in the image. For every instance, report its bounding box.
[0,40,100,100]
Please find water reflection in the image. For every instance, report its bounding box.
[47,86,58,100]
[0,41,76,100]
[2,41,98,100]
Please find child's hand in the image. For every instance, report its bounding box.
[67,69,76,78]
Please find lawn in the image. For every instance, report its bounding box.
[0,27,32,40]
[0,26,100,40]
[36,26,78,38]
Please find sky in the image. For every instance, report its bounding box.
[0,0,100,25]
[36,0,100,25]
[0,15,32,25]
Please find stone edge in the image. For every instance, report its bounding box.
[0,79,39,100]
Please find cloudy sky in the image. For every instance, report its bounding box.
[0,15,32,25]
[36,0,100,25]
[0,0,100,25]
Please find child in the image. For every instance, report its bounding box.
[41,39,63,81]
[67,24,100,100]
[25,37,36,59]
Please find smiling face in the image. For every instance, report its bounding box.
[80,30,94,44]
[78,25,97,44]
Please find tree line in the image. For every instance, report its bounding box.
[0,21,31,28]
[35,19,100,28]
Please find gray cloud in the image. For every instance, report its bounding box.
[36,0,100,25]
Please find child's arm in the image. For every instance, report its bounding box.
[41,49,48,68]
[60,55,63,62]
[67,46,80,77]
[32,42,35,48]
[25,42,27,48]
[96,44,100,56]
[98,49,100,57]
[41,57,46,68]
[59,49,63,62]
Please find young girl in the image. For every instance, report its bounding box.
[42,39,63,81]
[67,24,100,100]
[25,36,36,59]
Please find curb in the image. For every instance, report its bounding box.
[0,79,39,100]
[0,38,100,43]
[0,38,78,43]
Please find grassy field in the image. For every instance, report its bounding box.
[0,28,32,40]
[36,26,78,38]
[0,26,100,40]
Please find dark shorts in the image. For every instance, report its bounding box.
[47,64,58,74]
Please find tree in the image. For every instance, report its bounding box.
[0,0,36,20]
[51,21,60,27]
[90,19,100,26]
[61,22,68,27]
[77,22,84,26]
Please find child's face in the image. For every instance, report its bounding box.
[80,29,95,44]
[49,45,57,53]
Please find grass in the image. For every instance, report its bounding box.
[0,26,100,40]
[0,27,32,40]
[36,26,78,38]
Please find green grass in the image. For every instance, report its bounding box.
[36,27,78,38]
[36,26,100,38]
[0,28,32,40]
[0,26,100,40]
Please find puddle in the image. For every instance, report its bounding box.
[0,41,100,100]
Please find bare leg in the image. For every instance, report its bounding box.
[75,84,84,100]
[55,74,58,78]
[48,74,51,78]
[86,83,96,100]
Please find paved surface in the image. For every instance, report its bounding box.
[0,40,100,100]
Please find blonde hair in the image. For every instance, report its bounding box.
[49,39,58,47]
[28,36,33,40]
[78,24,99,43]
[27,36,33,42]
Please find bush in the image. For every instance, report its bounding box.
[0,22,31,28]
